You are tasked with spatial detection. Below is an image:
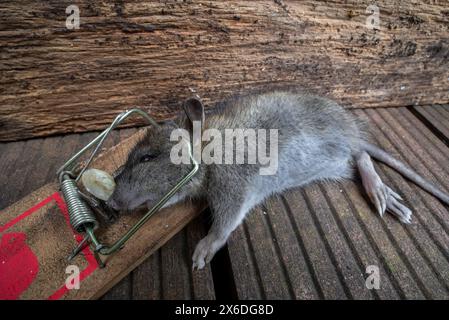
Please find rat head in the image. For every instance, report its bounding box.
[106,97,204,212]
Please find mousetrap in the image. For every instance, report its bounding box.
[0,110,205,299]
[58,109,198,266]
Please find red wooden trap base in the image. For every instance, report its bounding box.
[0,192,98,299]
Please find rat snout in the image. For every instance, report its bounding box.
[107,173,153,212]
[106,171,134,211]
[106,184,143,212]
[106,193,128,212]
[106,198,122,211]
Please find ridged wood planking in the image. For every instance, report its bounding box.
[413,105,449,143]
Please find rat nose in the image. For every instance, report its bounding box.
[106,198,122,211]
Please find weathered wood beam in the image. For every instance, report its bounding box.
[0,0,448,141]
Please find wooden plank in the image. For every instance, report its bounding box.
[130,247,162,300]
[0,139,45,205]
[320,183,401,299]
[262,196,321,299]
[226,222,265,299]
[1,0,449,141]
[0,140,30,208]
[235,205,293,299]
[302,184,374,299]
[128,217,216,300]
[101,276,132,300]
[341,179,426,299]
[0,128,206,299]
[413,105,449,142]
[363,109,449,295]
[358,110,449,299]
[282,190,350,299]
[184,219,216,299]
[228,190,349,299]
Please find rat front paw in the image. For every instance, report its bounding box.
[192,233,226,270]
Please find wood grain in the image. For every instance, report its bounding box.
[413,105,449,141]
[1,0,448,141]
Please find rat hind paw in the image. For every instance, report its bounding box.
[366,181,412,224]
[357,151,412,224]
[192,233,226,270]
[361,173,387,217]
[385,186,412,224]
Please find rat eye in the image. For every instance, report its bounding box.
[140,153,158,163]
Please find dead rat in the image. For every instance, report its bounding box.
[107,90,449,270]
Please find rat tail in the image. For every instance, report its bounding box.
[361,141,449,205]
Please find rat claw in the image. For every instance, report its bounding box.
[194,259,205,270]
[357,151,413,224]
[382,186,388,212]
[373,194,383,217]
[379,191,386,215]
[387,187,403,201]
[387,196,412,224]
[373,196,383,216]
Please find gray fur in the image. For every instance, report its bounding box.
[107,90,449,270]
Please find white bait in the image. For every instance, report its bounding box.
[81,168,116,201]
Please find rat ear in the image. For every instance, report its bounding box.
[182,97,205,132]
[180,97,204,156]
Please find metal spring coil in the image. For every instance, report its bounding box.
[60,177,98,233]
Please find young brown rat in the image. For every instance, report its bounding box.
[107,90,449,270]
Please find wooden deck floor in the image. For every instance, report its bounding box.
[0,105,448,299]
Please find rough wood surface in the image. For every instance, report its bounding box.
[413,105,449,142]
[1,0,448,141]
[0,127,208,299]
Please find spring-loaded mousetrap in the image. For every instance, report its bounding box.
[0,110,205,300]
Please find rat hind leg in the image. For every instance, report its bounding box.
[356,151,412,223]
[192,187,269,270]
